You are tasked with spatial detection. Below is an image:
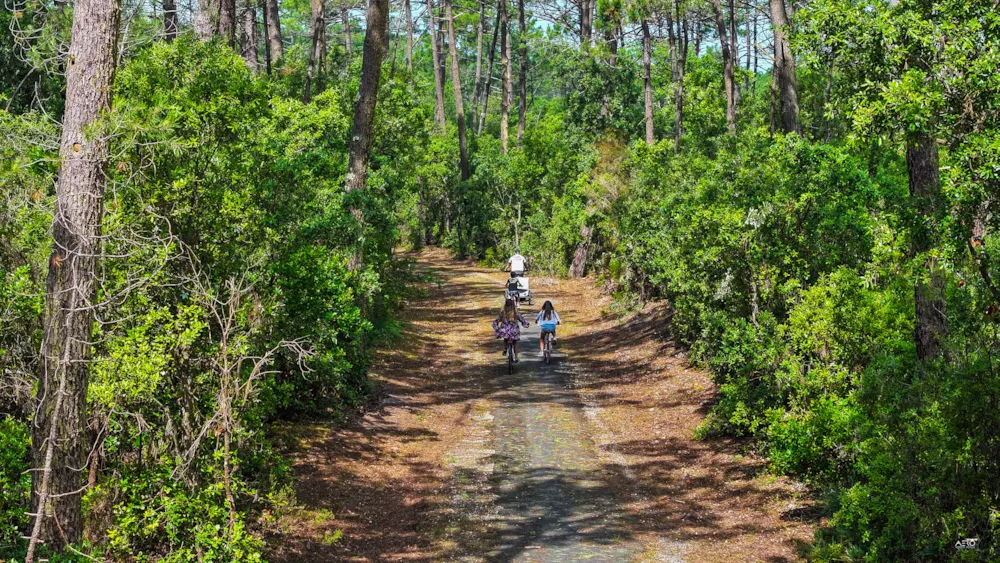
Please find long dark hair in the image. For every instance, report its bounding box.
[541,300,554,320]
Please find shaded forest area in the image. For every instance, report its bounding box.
[1,0,999,560]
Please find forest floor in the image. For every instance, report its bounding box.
[268,248,819,562]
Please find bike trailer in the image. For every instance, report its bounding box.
[515,276,531,304]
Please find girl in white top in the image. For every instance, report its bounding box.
[536,301,560,353]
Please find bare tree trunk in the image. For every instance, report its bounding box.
[427,0,446,127]
[404,0,414,73]
[579,0,592,49]
[570,224,592,278]
[239,0,260,71]
[907,131,946,360]
[744,3,751,93]
[674,5,687,152]
[343,7,352,64]
[219,0,237,43]
[665,10,677,80]
[264,0,283,61]
[604,26,617,65]
[304,0,325,102]
[728,0,739,105]
[444,0,470,180]
[346,0,389,194]
[694,20,701,55]
[262,0,273,72]
[642,19,653,145]
[437,20,448,100]
[163,0,178,41]
[710,0,735,132]
[27,0,120,555]
[389,6,402,78]
[515,0,527,143]
[472,0,485,125]
[768,0,799,133]
[478,2,500,134]
[196,0,217,38]
[499,0,510,154]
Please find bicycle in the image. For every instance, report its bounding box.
[505,339,516,373]
[542,330,554,364]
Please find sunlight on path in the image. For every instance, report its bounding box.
[437,267,684,562]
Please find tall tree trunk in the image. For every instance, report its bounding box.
[343,7,352,64]
[665,10,677,81]
[196,0,217,38]
[163,0,178,41]
[444,0,470,179]
[694,19,701,55]
[515,0,527,143]
[262,0,273,72]
[264,0,283,61]
[499,0,510,154]
[570,224,592,278]
[219,0,237,43]
[239,0,260,71]
[304,0,325,102]
[478,2,500,134]
[604,26,617,65]
[346,0,389,194]
[908,131,947,360]
[437,20,448,100]
[768,0,799,133]
[743,3,751,92]
[404,0,414,73]
[26,0,120,555]
[674,5,687,152]
[642,19,653,145]
[472,0,485,126]
[710,0,735,132]
[389,6,402,78]
[427,0,446,127]
[728,0,738,104]
[579,0,592,49]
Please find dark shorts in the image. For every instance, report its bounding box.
[511,269,524,277]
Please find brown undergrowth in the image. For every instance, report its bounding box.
[268,248,818,562]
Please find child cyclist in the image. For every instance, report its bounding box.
[536,300,561,353]
[493,299,529,362]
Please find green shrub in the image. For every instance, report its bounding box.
[0,417,29,557]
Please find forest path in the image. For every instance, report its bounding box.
[270,249,816,563]
[443,308,664,562]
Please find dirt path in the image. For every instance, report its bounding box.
[270,249,816,563]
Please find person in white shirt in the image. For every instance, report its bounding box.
[536,300,560,353]
[505,249,526,276]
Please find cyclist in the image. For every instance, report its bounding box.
[504,274,521,306]
[492,298,529,362]
[536,300,561,353]
[505,248,527,276]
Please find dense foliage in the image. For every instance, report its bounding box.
[2,0,999,559]
[1,28,425,562]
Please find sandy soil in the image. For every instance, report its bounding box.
[268,248,817,563]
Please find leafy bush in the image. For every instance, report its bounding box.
[0,417,29,557]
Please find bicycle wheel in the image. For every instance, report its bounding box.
[507,341,514,374]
